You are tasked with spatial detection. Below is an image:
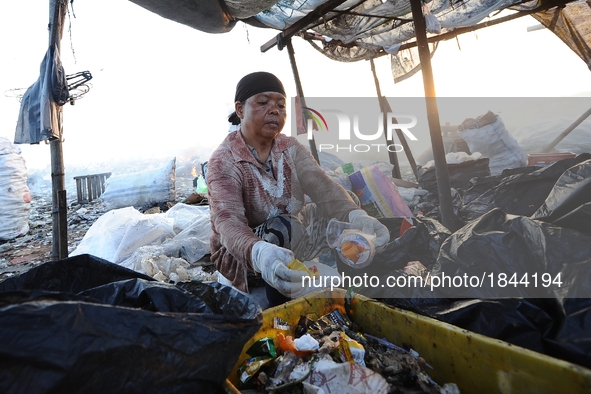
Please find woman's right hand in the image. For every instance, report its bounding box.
[251,241,308,298]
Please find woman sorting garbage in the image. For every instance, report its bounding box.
[207,71,389,307]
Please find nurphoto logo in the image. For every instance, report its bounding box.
[305,108,418,153]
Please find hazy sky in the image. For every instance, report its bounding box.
[1,0,590,171]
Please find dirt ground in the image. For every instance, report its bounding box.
[0,176,197,283]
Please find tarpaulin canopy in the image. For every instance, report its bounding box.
[128,0,587,82]
[531,0,591,70]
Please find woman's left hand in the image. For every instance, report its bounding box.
[348,210,390,250]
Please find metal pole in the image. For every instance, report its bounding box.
[49,0,68,260]
[409,0,456,231]
[286,38,321,165]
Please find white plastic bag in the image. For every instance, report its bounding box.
[168,213,211,262]
[71,207,176,263]
[162,203,212,262]
[101,158,176,209]
[119,245,191,282]
[0,138,31,240]
[164,203,210,234]
[290,358,389,394]
[423,6,441,34]
[459,112,526,175]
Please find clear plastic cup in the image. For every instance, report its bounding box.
[326,218,376,269]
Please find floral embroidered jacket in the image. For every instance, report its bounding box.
[207,130,358,292]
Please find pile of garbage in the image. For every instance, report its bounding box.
[236,309,459,394]
[350,153,591,370]
[0,255,262,393]
[71,203,215,283]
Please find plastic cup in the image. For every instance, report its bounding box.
[326,218,376,269]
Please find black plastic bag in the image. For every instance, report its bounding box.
[435,208,591,299]
[430,208,591,367]
[459,153,591,222]
[346,216,451,301]
[461,166,538,206]
[337,216,451,277]
[418,158,491,194]
[0,254,262,394]
[384,297,555,354]
[544,298,591,369]
[552,202,591,235]
[532,159,591,231]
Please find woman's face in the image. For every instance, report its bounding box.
[236,91,287,141]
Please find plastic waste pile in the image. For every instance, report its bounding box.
[71,203,213,282]
[236,309,459,394]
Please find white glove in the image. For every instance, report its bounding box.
[348,210,390,251]
[251,241,309,298]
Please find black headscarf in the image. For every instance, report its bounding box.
[228,72,286,125]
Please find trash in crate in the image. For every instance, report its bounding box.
[236,308,460,393]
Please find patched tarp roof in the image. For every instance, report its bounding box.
[128,0,590,79]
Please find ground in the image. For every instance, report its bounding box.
[0,175,197,282]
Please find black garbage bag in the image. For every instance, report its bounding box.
[0,254,262,394]
[414,188,463,224]
[378,209,591,367]
[342,216,451,277]
[459,153,591,222]
[418,158,491,195]
[434,208,591,299]
[544,298,591,369]
[383,297,555,354]
[532,159,591,232]
[423,208,591,368]
[347,216,451,301]
[552,202,591,235]
[461,166,538,206]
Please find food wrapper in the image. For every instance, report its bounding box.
[246,337,277,358]
[288,259,319,276]
[273,316,292,331]
[317,309,353,331]
[403,260,427,277]
[295,315,321,338]
[338,332,366,366]
[237,356,274,384]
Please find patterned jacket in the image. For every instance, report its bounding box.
[207,130,358,292]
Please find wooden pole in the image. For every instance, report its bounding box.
[542,106,591,153]
[409,0,456,231]
[370,58,421,182]
[286,39,321,165]
[261,0,350,52]
[49,0,68,260]
[370,59,402,179]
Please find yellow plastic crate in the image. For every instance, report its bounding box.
[225,289,591,393]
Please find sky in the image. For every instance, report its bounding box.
[1,0,590,173]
